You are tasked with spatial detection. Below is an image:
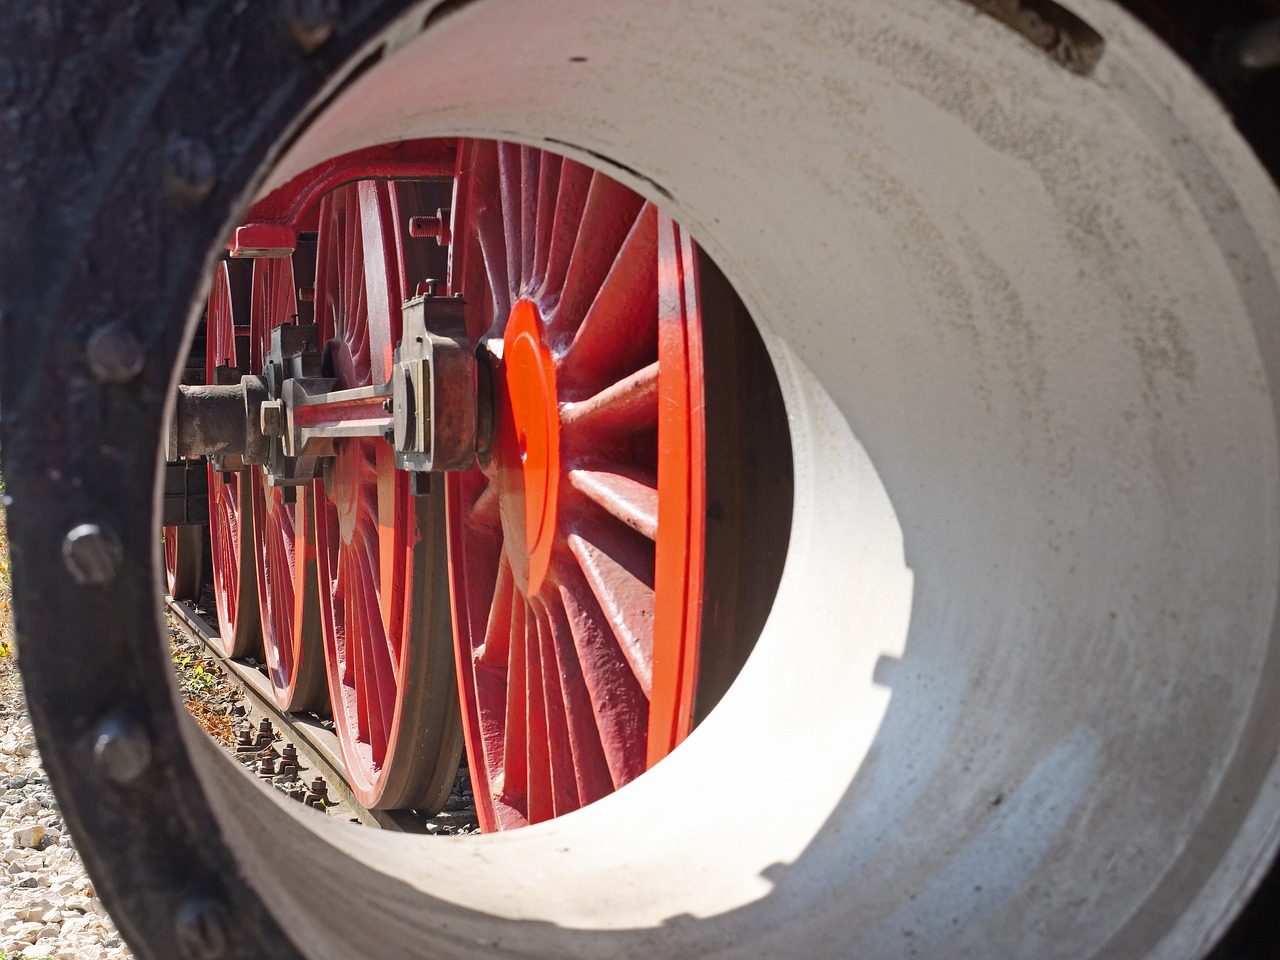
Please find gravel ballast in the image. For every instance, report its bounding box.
[0,505,134,959]
[0,673,134,960]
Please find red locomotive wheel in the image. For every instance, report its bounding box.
[248,256,327,711]
[312,180,463,812]
[205,261,262,658]
[446,141,711,830]
[162,524,204,602]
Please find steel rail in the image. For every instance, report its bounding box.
[165,597,438,833]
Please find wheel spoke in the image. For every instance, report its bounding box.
[477,553,514,668]
[498,142,523,300]
[536,159,592,307]
[554,560,648,789]
[566,528,655,695]
[472,142,512,327]
[498,600,528,821]
[523,596,553,823]
[558,203,658,391]
[560,361,659,442]
[541,590,613,808]
[470,475,500,527]
[531,601,579,818]
[531,151,561,294]
[552,174,647,340]
[567,466,658,541]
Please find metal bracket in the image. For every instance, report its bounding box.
[160,460,209,527]
[392,293,480,473]
[166,295,488,482]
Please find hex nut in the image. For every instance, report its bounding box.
[260,399,285,437]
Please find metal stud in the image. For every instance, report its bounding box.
[86,323,145,385]
[62,524,123,586]
[281,0,340,53]
[164,136,217,207]
[92,713,152,786]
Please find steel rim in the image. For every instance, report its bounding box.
[204,262,261,658]
[248,255,327,711]
[312,180,463,810]
[444,140,708,829]
[162,525,204,602]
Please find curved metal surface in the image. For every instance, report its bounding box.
[311,179,463,812]
[0,2,409,956]
[445,140,715,830]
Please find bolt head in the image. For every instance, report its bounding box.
[92,713,152,786]
[164,136,217,207]
[260,399,284,437]
[282,0,339,53]
[86,323,145,385]
[175,898,229,960]
[62,524,122,586]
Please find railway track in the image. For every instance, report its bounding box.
[165,597,478,834]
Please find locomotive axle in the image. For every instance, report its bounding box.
[168,290,489,483]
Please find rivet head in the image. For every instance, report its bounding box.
[86,323,145,384]
[164,136,217,206]
[175,898,230,960]
[281,0,340,53]
[62,523,122,585]
[92,712,152,786]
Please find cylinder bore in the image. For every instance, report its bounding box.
[174,1,1280,957]
[4,0,1280,958]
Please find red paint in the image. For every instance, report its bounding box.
[248,256,315,709]
[204,262,259,658]
[647,217,707,765]
[500,300,561,597]
[230,140,457,258]
[310,181,430,809]
[444,140,707,831]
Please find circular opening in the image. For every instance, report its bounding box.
[164,0,1280,956]
[166,145,793,823]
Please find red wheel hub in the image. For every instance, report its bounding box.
[498,300,562,597]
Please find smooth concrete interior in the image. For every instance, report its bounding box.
[183,0,1280,956]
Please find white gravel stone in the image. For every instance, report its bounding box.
[11,824,43,848]
[0,671,134,959]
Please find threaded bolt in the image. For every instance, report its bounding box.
[408,211,452,246]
